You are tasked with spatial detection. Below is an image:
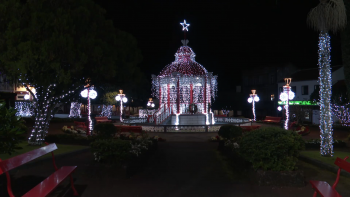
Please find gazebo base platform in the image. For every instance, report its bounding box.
[162,114,212,125]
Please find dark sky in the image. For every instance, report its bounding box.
[95,0,343,91]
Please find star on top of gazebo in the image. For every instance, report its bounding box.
[180,20,190,31]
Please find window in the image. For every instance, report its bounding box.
[301,85,308,95]
[305,112,309,120]
[314,85,320,90]
[236,86,241,93]
[291,86,296,93]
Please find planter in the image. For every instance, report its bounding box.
[252,169,305,187]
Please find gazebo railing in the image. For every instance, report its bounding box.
[214,117,251,124]
[154,104,172,125]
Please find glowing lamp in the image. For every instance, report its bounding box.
[254,96,260,102]
[289,91,295,100]
[151,103,155,107]
[80,89,88,98]
[122,97,128,103]
[280,93,288,101]
[147,102,151,106]
[277,106,282,111]
[248,98,252,103]
[24,94,30,100]
[115,95,121,101]
[89,90,97,99]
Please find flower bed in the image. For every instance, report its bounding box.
[62,126,86,134]
[295,126,310,136]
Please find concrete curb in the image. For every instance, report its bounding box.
[13,147,91,171]
[299,155,350,178]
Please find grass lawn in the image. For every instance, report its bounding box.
[0,142,89,160]
[300,150,350,166]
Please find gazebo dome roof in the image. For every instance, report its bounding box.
[158,46,208,77]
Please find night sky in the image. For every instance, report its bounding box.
[96,0,343,92]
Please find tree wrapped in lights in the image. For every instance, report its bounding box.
[0,0,141,145]
[69,102,82,118]
[307,0,347,156]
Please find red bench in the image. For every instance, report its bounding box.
[0,143,78,197]
[240,125,261,132]
[95,117,112,124]
[310,156,350,197]
[263,116,282,123]
[74,121,87,131]
[115,125,143,133]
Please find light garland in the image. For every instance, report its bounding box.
[247,90,259,121]
[81,86,97,135]
[116,89,127,123]
[99,105,113,118]
[28,83,81,145]
[318,32,334,156]
[15,101,34,117]
[279,78,295,130]
[331,103,350,126]
[68,102,82,118]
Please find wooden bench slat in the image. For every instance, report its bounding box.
[334,157,350,173]
[23,166,77,197]
[0,144,57,174]
[309,181,341,197]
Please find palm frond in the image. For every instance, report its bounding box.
[307,0,347,33]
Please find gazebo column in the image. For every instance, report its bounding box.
[204,78,207,113]
[190,84,193,104]
[177,78,180,114]
[159,79,162,106]
[167,84,170,110]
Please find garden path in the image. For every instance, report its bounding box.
[2,141,350,197]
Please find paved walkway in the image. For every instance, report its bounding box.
[2,141,350,197]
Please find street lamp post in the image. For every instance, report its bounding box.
[115,90,128,123]
[80,85,97,135]
[279,78,295,130]
[147,98,155,108]
[247,90,260,121]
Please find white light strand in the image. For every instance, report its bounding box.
[100,105,113,118]
[318,32,334,156]
[68,102,82,118]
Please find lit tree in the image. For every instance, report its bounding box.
[0,0,142,145]
[307,0,347,156]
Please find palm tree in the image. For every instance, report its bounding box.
[307,0,347,156]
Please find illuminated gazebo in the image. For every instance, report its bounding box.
[151,20,218,118]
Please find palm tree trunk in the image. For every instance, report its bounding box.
[318,32,334,156]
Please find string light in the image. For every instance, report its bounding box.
[69,102,82,118]
[99,105,113,119]
[318,32,334,156]
[279,78,294,130]
[247,90,259,121]
[15,101,34,117]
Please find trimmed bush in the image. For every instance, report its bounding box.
[0,100,26,155]
[90,139,131,164]
[218,125,243,139]
[239,127,305,171]
[93,123,117,138]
